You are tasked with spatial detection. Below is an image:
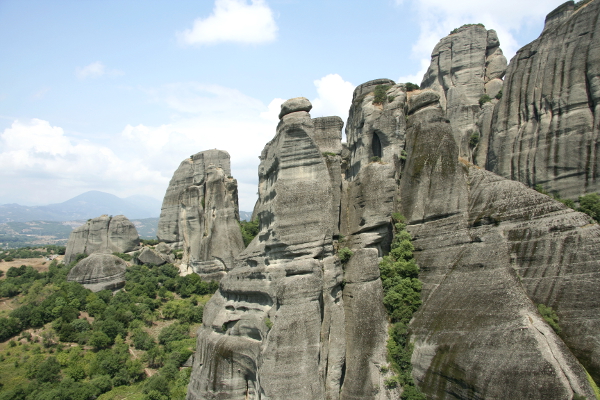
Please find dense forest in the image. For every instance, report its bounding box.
[0,254,218,400]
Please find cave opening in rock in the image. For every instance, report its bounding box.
[372,132,382,158]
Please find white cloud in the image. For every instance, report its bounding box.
[260,98,284,122]
[0,119,165,205]
[178,0,278,45]
[76,62,123,79]
[311,74,355,124]
[396,0,565,85]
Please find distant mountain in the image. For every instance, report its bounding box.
[239,211,253,221]
[0,191,162,223]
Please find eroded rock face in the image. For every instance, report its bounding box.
[157,149,244,280]
[187,100,395,400]
[420,25,507,158]
[66,252,127,292]
[64,215,140,264]
[402,95,599,399]
[486,0,600,200]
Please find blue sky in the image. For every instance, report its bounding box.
[0,0,565,212]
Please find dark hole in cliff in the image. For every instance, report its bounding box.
[372,132,382,158]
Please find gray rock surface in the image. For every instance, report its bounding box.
[136,247,167,266]
[64,215,140,264]
[278,96,312,119]
[421,25,507,158]
[66,252,127,292]
[486,0,600,200]
[157,149,244,280]
[187,100,344,399]
[402,95,599,399]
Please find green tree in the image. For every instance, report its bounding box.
[35,356,61,383]
[578,193,600,222]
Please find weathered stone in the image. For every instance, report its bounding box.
[66,252,127,292]
[136,247,166,266]
[486,0,600,200]
[278,97,312,119]
[421,24,507,158]
[157,149,244,280]
[401,96,598,399]
[187,98,347,400]
[64,215,140,264]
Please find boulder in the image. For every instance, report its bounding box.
[64,215,140,265]
[66,252,127,292]
[278,97,312,119]
[136,247,167,266]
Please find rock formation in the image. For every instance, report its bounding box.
[64,214,140,265]
[485,0,600,200]
[157,149,245,280]
[186,3,600,398]
[420,25,507,159]
[66,252,127,292]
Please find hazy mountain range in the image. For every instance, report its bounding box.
[0,191,163,223]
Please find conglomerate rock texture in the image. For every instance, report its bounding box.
[157,149,244,280]
[64,214,140,265]
[485,0,600,200]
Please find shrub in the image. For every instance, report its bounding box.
[239,219,259,247]
[479,94,492,106]
[338,247,353,264]
[495,89,503,100]
[373,85,392,105]
[405,82,420,92]
[450,23,485,35]
[578,193,600,222]
[264,317,273,329]
[469,131,480,148]
[537,304,561,334]
[113,252,132,261]
[379,215,425,398]
[371,156,382,163]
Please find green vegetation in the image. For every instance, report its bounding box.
[371,156,382,163]
[338,247,353,264]
[264,317,273,330]
[140,239,160,246]
[239,219,259,247]
[373,85,392,105]
[450,23,485,35]
[537,304,561,334]
[495,89,503,100]
[0,246,65,261]
[578,193,600,222]
[469,131,480,148]
[405,83,420,92]
[534,186,600,222]
[112,252,132,262]
[322,152,337,157]
[379,214,425,399]
[479,94,492,106]
[0,254,217,400]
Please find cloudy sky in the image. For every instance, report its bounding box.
[0,0,565,212]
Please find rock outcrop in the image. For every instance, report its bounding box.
[485,0,600,200]
[402,91,599,399]
[187,99,395,399]
[187,3,600,398]
[66,252,127,292]
[420,25,507,158]
[157,149,245,280]
[64,215,140,265]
